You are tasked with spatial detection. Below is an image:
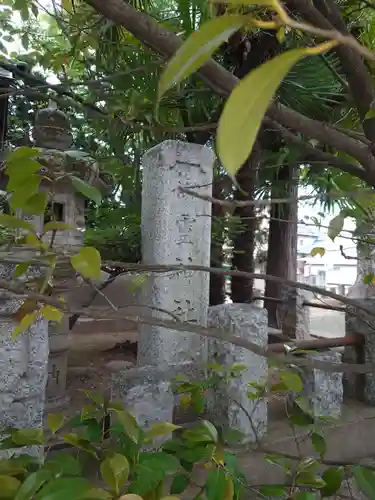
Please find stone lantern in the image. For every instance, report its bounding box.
[28,103,109,409]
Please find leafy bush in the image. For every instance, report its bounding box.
[1,367,375,500]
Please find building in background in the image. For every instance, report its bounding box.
[297,221,357,295]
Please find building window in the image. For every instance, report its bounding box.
[333,264,341,271]
[44,202,65,223]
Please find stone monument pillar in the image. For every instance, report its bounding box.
[138,141,214,367]
[109,141,214,429]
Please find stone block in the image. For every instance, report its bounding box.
[279,288,310,340]
[298,350,343,419]
[207,303,268,443]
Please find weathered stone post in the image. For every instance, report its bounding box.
[207,303,268,443]
[30,104,109,409]
[138,141,214,367]
[110,141,214,428]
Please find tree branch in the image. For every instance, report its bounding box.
[82,0,375,185]
[287,0,375,147]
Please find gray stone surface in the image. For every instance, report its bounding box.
[207,303,268,443]
[109,362,204,431]
[280,288,310,339]
[345,299,375,404]
[139,140,214,367]
[298,350,343,418]
[0,261,48,458]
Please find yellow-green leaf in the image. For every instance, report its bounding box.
[0,214,34,231]
[217,44,335,178]
[13,262,30,279]
[47,413,66,434]
[0,475,21,499]
[43,221,72,233]
[23,192,48,215]
[158,15,248,99]
[365,108,375,121]
[280,371,303,393]
[310,247,325,257]
[100,454,130,495]
[7,147,40,164]
[25,232,44,249]
[328,214,345,241]
[12,312,37,340]
[62,0,74,12]
[82,489,113,500]
[40,305,64,322]
[145,422,181,439]
[71,247,102,280]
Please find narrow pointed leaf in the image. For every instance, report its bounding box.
[217,46,333,178]
[158,15,247,99]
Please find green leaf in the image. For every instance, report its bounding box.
[40,306,64,323]
[22,192,48,215]
[12,312,38,340]
[14,470,52,500]
[100,454,129,495]
[280,371,303,393]
[264,455,291,473]
[44,454,82,477]
[158,15,247,100]
[14,263,30,279]
[131,453,180,496]
[206,468,227,500]
[80,390,105,406]
[63,434,98,458]
[71,176,102,205]
[170,475,189,495]
[295,472,326,488]
[353,466,375,497]
[321,467,344,497]
[47,413,66,434]
[115,410,140,444]
[293,494,315,500]
[71,247,102,280]
[0,475,21,499]
[311,432,326,456]
[0,214,34,231]
[364,273,375,285]
[6,159,42,190]
[217,45,333,178]
[11,428,44,446]
[145,422,181,440]
[43,222,72,233]
[80,489,113,500]
[328,214,345,241]
[311,247,325,257]
[7,147,40,163]
[258,485,287,498]
[365,108,375,121]
[35,478,89,500]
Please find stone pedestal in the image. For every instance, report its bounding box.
[207,303,268,443]
[45,317,70,409]
[297,351,343,419]
[0,261,48,458]
[138,140,214,368]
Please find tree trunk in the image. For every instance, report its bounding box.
[265,164,298,327]
[231,146,260,303]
